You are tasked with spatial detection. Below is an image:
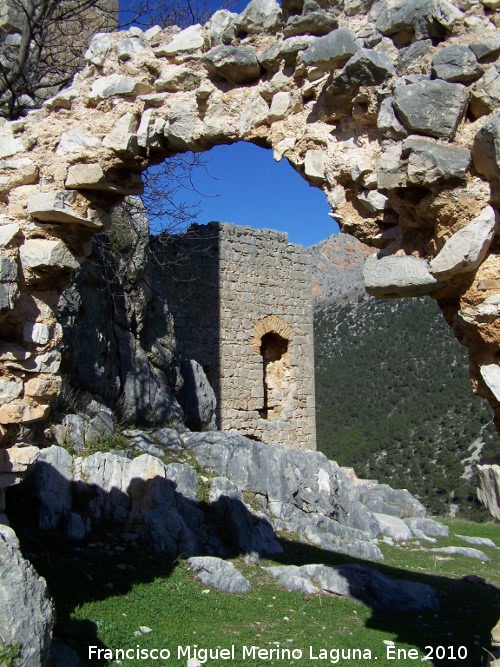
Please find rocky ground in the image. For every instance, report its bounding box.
[4,424,499,666]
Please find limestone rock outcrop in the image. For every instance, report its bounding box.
[265,562,440,610]
[477,463,500,519]
[0,524,55,667]
[22,430,448,561]
[1,0,500,455]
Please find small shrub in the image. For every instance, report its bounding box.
[0,640,20,667]
[79,433,130,456]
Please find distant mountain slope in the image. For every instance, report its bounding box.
[308,233,372,305]
[309,234,498,519]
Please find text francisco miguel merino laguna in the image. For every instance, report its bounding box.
[88,643,452,663]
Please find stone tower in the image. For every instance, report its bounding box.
[157,222,316,450]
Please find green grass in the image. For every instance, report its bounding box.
[13,517,500,667]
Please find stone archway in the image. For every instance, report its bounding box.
[259,331,290,420]
[252,315,295,421]
[2,0,500,453]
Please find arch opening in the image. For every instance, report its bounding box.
[259,331,290,420]
[142,142,337,247]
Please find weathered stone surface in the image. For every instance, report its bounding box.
[65,163,143,195]
[403,136,471,185]
[126,430,164,457]
[62,414,86,451]
[85,32,111,65]
[155,66,203,92]
[236,0,282,34]
[358,482,427,517]
[377,0,462,42]
[397,39,432,74]
[137,108,166,149]
[491,623,500,658]
[209,477,284,556]
[0,342,31,363]
[27,190,97,226]
[204,45,261,84]
[264,564,320,594]
[0,255,17,282]
[0,445,38,474]
[374,512,413,541]
[0,524,55,667]
[268,91,294,121]
[431,45,482,83]
[469,39,500,62]
[164,98,204,150]
[19,239,79,274]
[459,294,500,328]
[85,411,114,442]
[304,148,326,184]
[348,0,376,15]
[427,546,490,560]
[404,517,449,537]
[329,48,395,93]
[115,327,184,426]
[29,445,73,530]
[429,206,498,279]
[150,428,182,450]
[480,363,500,402]
[115,36,147,60]
[207,9,238,45]
[456,533,497,548]
[0,156,38,193]
[0,376,23,402]
[266,562,439,611]
[88,75,153,101]
[23,321,50,345]
[238,90,269,135]
[364,254,441,297]
[393,80,468,140]
[177,359,216,431]
[357,189,388,213]
[155,24,204,55]
[56,127,101,155]
[43,87,79,110]
[259,35,316,71]
[102,113,139,153]
[0,222,20,247]
[377,98,407,140]
[188,556,251,592]
[477,464,500,520]
[24,374,62,400]
[299,27,361,69]
[32,350,62,374]
[470,64,500,118]
[2,0,500,476]
[0,278,19,312]
[376,142,406,188]
[165,462,198,500]
[0,133,24,159]
[297,515,384,559]
[472,115,500,181]
[284,11,338,37]
[182,430,419,558]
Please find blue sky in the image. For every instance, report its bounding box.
[156,142,339,247]
[121,0,339,247]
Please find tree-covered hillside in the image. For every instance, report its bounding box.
[314,294,499,519]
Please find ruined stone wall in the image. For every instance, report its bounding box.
[157,222,316,449]
[3,0,500,476]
